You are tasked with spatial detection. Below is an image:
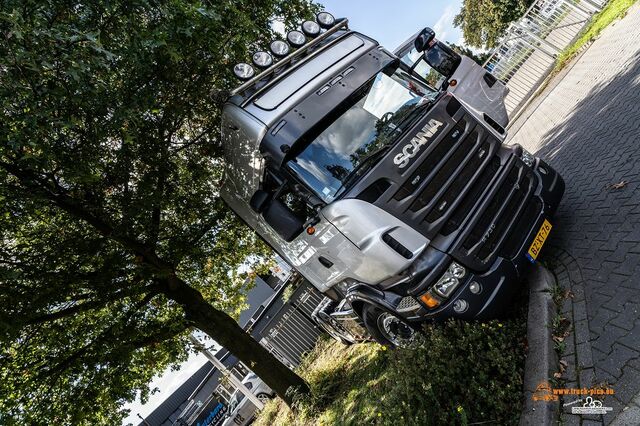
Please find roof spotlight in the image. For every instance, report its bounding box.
[301,20,321,37]
[233,63,255,80]
[269,40,290,58]
[252,51,273,69]
[286,30,306,48]
[316,12,336,29]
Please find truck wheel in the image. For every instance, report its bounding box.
[361,304,416,348]
[256,392,272,404]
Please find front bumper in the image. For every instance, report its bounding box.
[401,157,564,321]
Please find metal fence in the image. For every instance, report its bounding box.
[259,281,325,368]
[484,0,609,119]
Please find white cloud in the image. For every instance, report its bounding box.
[363,74,413,119]
[432,5,457,42]
[295,157,335,188]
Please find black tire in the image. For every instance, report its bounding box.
[256,392,273,404]
[361,304,417,348]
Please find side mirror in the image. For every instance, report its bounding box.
[249,190,271,213]
[423,40,461,79]
[262,199,304,242]
[414,27,436,53]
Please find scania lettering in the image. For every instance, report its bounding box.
[394,119,444,168]
[220,14,565,347]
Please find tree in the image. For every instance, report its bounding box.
[453,0,534,49]
[448,43,491,66]
[0,0,318,423]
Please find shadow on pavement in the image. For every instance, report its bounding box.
[530,49,640,422]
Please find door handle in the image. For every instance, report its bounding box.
[318,256,333,268]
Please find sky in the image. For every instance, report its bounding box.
[121,336,217,425]
[122,1,465,424]
[318,0,465,50]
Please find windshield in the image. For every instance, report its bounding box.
[400,47,445,88]
[286,65,438,203]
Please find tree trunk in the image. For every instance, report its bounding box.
[164,276,309,406]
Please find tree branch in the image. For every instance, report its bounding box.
[170,126,214,154]
[40,292,160,380]
[25,284,160,325]
[0,161,172,272]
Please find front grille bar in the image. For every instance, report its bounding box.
[462,160,534,263]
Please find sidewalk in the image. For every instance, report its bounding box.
[506,3,640,425]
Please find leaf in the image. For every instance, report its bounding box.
[606,180,629,190]
[0,0,319,422]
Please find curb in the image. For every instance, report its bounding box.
[549,247,600,425]
[520,264,559,426]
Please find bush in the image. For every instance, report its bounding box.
[255,309,527,426]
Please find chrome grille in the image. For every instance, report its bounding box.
[379,115,503,245]
[461,159,534,263]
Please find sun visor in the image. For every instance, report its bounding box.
[254,35,365,111]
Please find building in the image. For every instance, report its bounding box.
[138,275,325,426]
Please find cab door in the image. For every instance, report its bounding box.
[393,31,510,129]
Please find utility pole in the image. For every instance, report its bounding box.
[188,334,265,410]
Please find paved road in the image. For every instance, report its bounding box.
[508,4,640,425]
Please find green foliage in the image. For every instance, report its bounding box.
[449,43,491,65]
[554,0,636,71]
[0,0,317,423]
[453,0,535,49]
[256,314,527,426]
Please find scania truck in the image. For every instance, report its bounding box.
[220,13,564,347]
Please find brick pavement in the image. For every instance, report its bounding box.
[507,3,640,424]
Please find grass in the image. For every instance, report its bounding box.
[255,305,528,426]
[554,0,637,71]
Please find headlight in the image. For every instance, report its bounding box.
[269,40,290,58]
[252,51,273,69]
[521,149,535,167]
[433,262,467,298]
[434,275,459,298]
[302,20,321,37]
[316,12,336,29]
[419,290,441,308]
[233,63,255,80]
[453,299,468,313]
[287,30,306,47]
[448,262,466,279]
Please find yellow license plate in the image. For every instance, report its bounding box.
[527,219,552,262]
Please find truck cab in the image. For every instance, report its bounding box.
[220,14,564,347]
